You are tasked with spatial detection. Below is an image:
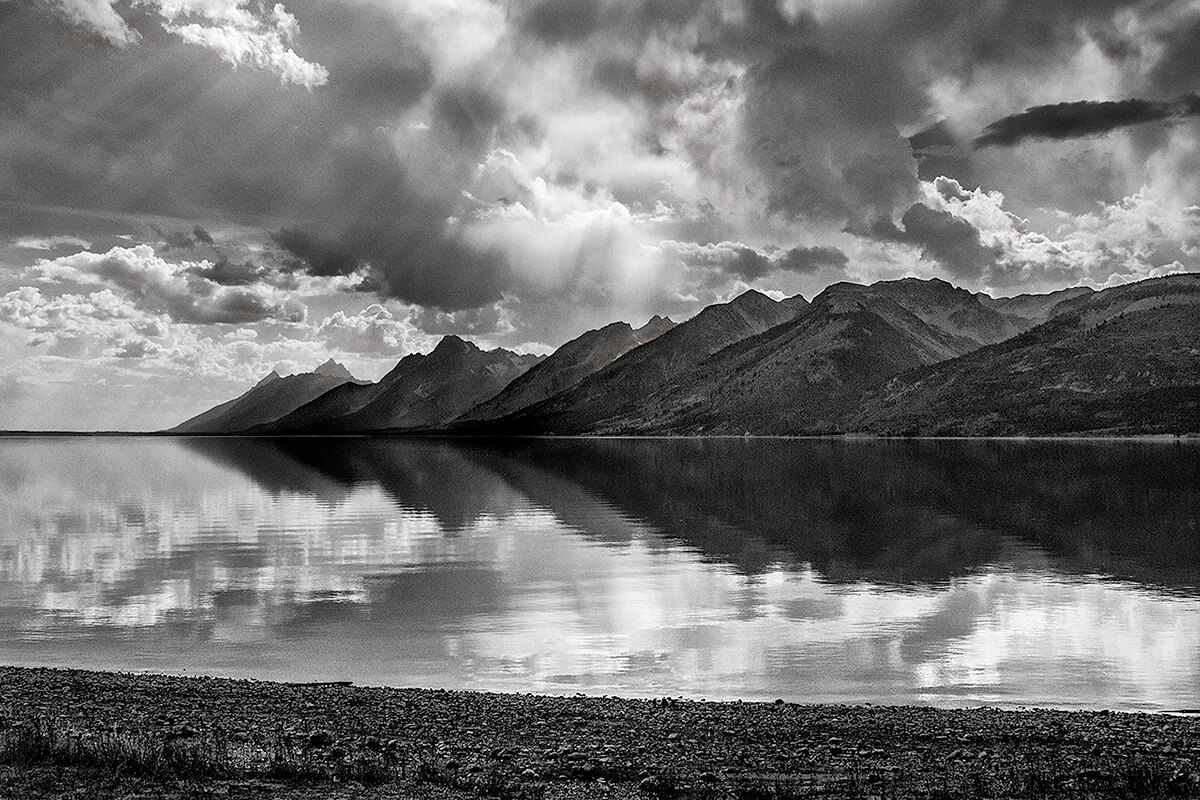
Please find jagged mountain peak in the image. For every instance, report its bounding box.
[255,370,282,388]
[636,314,674,335]
[781,293,810,313]
[728,288,776,307]
[313,359,355,380]
[431,335,479,356]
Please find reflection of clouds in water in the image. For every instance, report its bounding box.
[0,438,1198,710]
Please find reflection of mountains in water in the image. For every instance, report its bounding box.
[186,438,1200,592]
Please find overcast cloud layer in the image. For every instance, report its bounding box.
[1,0,1199,429]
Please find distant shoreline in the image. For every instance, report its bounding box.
[2,666,1198,799]
[0,430,1197,441]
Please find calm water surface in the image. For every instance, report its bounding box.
[0,437,1197,712]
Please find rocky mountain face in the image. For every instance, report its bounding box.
[334,337,543,431]
[976,286,1095,323]
[170,274,1199,437]
[846,274,1200,435]
[256,336,544,433]
[850,277,1031,347]
[171,361,359,434]
[461,315,676,423]
[582,279,1000,435]
[313,358,355,380]
[485,290,805,434]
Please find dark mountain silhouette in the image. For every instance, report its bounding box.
[484,289,805,434]
[573,278,1008,434]
[857,277,1031,347]
[847,274,1200,435]
[168,275,1198,437]
[256,336,543,433]
[976,285,1095,323]
[460,315,676,423]
[171,360,360,434]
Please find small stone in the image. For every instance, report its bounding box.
[307,729,334,748]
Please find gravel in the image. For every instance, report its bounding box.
[1,666,1198,798]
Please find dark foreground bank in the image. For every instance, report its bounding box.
[1,668,1198,799]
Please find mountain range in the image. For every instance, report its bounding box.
[172,274,1200,437]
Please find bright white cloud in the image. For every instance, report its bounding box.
[37,0,326,87]
[918,177,1198,291]
[24,245,306,325]
[316,304,434,357]
[12,235,93,251]
[162,3,328,89]
[46,0,140,45]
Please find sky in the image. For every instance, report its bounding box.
[1,0,1198,430]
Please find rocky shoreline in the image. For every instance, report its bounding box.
[2,667,1198,799]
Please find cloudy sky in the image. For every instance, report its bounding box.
[1,0,1198,429]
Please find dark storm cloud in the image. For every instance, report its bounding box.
[187,256,265,287]
[192,225,214,245]
[1143,13,1200,98]
[686,0,1162,224]
[0,1,507,311]
[152,225,198,250]
[726,246,771,280]
[909,121,976,186]
[898,205,997,280]
[664,240,848,281]
[661,241,769,280]
[975,94,1200,148]
[271,228,361,277]
[521,0,602,43]
[702,3,921,225]
[8,0,1200,324]
[431,85,506,150]
[191,289,303,325]
[774,246,849,275]
[868,204,998,280]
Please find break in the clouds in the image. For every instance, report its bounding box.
[1,0,1200,428]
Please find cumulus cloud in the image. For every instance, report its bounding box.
[0,284,159,359]
[889,204,1000,281]
[33,0,326,87]
[271,227,361,277]
[25,245,306,325]
[186,256,266,286]
[41,0,140,46]
[152,224,201,251]
[906,176,1199,290]
[975,93,1200,148]
[316,304,432,357]
[661,240,850,282]
[774,245,849,274]
[4,0,1200,361]
[661,241,770,280]
[163,3,328,89]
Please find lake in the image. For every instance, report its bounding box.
[1,436,1197,712]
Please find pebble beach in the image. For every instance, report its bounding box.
[2,667,1199,798]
